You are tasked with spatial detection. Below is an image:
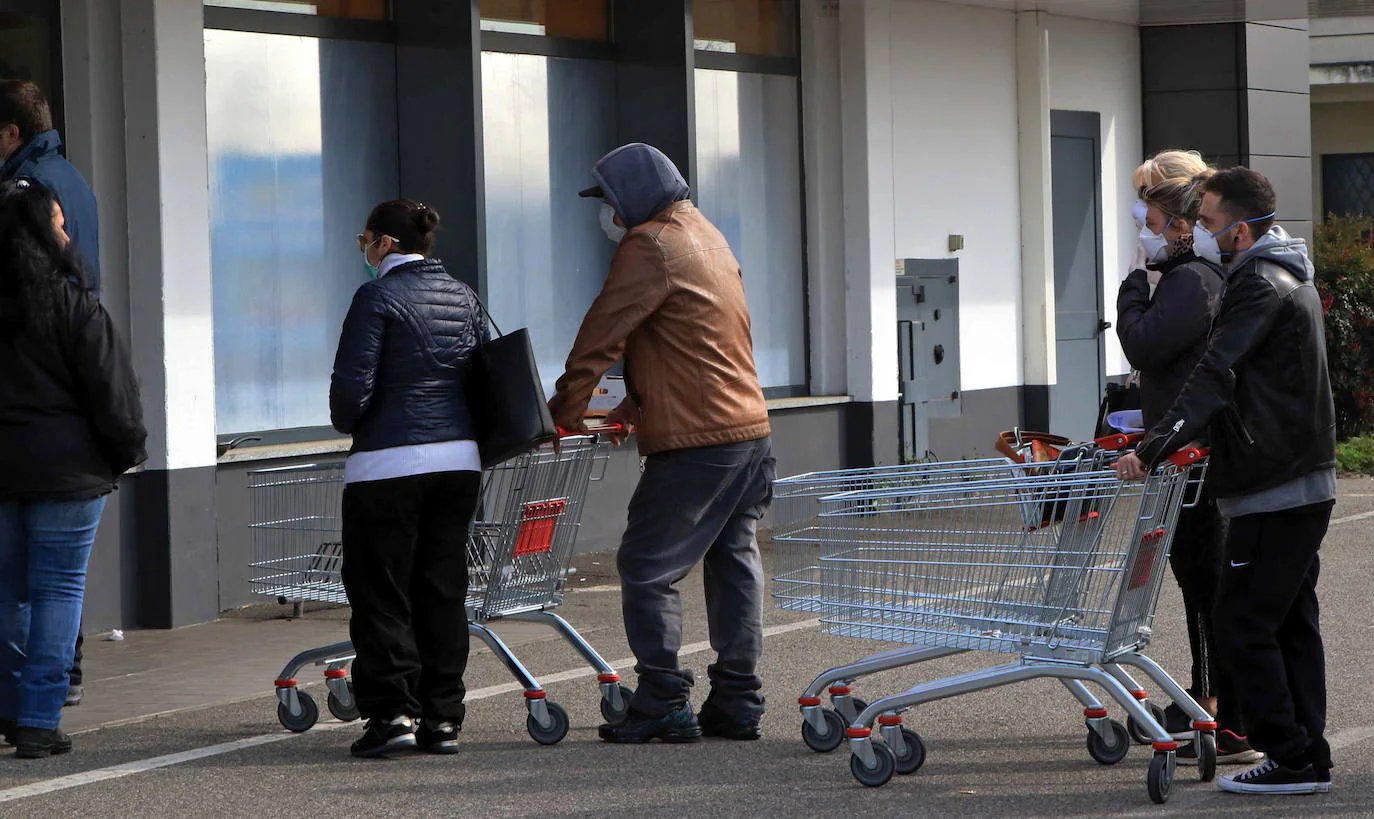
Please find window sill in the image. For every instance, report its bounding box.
[216,396,854,465]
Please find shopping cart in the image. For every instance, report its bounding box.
[773,436,1183,754]
[247,427,632,745]
[773,445,1211,803]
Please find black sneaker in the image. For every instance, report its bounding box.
[64,685,84,707]
[416,719,461,755]
[1179,729,1265,766]
[697,701,762,741]
[1218,758,1321,795]
[1162,702,1192,735]
[350,715,417,759]
[1315,767,1332,793]
[14,727,73,759]
[597,705,702,744]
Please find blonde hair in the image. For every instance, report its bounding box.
[1144,168,1216,222]
[1132,149,1209,192]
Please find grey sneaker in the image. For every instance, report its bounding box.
[64,685,84,707]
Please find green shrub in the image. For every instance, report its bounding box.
[1337,436,1374,475]
[1314,216,1374,439]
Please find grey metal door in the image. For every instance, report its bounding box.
[1049,110,1107,441]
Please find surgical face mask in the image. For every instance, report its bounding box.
[360,237,381,279]
[1132,199,1147,230]
[600,202,627,244]
[1192,224,1222,265]
[1138,225,1168,265]
[1206,211,1277,262]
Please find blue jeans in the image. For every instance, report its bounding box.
[0,497,106,730]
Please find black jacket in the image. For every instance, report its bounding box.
[1,131,102,295]
[1136,229,1337,498]
[330,259,485,453]
[1116,252,1226,429]
[0,283,147,500]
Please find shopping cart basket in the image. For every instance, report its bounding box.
[814,451,1206,802]
[773,437,1189,753]
[247,427,632,745]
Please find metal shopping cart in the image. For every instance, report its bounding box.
[773,446,1211,803]
[773,436,1187,756]
[247,427,632,745]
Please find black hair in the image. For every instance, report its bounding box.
[0,178,84,335]
[365,199,440,256]
[1200,166,1276,238]
[0,80,54,142]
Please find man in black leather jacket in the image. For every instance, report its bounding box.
[1116,167,1337,796]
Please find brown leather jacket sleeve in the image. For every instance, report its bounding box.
[547,231,671,429]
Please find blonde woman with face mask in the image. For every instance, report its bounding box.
[1128,150,1210,285]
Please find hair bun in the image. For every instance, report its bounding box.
[414,202,440,234]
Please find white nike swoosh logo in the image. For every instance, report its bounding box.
[1230,560,1251,568]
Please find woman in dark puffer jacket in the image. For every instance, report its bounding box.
[0,179,146,759]
[1117,171,1260,765]
[330,199,486,759]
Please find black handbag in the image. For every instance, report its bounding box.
[466,306,558,468]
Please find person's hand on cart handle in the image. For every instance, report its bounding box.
[604,398,640,446]
[1115,453,1148,481]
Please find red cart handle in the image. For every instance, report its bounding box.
[1094,432,1144,452]
[1166,447,1209,467]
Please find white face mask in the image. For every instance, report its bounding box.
[1138,225,1168,265]
[1132,200,1147,230]
[599,203,626,244]
[1192,224,1222,265]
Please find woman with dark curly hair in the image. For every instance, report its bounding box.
[0,179,145,759]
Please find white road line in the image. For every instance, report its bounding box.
[1331,509,1374,526]
[0,617,820,804]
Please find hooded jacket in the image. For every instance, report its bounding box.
[1135,227,1337,499]
[1116,250,1226,430]
[548,144,771,455]
[1,131,101,295]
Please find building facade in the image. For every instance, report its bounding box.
[0,0,1340,630]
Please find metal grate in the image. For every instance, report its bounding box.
[1322,153,1374,219]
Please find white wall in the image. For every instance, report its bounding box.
[888,0,1024,393]
[1045,13,1142,378]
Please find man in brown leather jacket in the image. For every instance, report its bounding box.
[548,143,775,744]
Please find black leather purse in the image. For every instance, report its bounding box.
[466,305,558,468]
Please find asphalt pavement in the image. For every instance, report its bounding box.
[0,478,1371,818]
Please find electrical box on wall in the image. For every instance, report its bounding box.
[897,259,961,462]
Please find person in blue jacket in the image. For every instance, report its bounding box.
[0,80,100,295]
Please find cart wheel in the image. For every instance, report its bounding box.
[801,709,847,753]
[599,685,635,723]
[327,681,360,723]
[1196,731,1218,783]
[277,689,319,733]
[527,702,570,746]
[891,728,926,775]
[1148,751,1174,804]
[1086,720,1131,765]
[850,743,897,788]
[1127,703,1167,745]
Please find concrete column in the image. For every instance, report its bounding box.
[612,0,696,186]
[1141,2,1312,242]
[836,0,899,466]
[800,0,846,396]
[121,0,220,628]
[1015,11,1055,430]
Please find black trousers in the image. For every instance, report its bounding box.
[1213,500,1334,769]
[70,627,82,687]
[340,470,481,724]
[1167,488,1226,700]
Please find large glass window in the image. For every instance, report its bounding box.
[694,0,798,56]
[695,68,806,391]
[0,6,58,109]
[482,52,616,396]
[205,29,399,435]
[480,0,608,40]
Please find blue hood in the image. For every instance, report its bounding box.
[588,143,690,228]
[1230,226,1314,282]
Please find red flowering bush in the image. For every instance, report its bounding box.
[1315,216,1374,439]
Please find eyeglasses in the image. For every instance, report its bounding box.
[356,233,398,252]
